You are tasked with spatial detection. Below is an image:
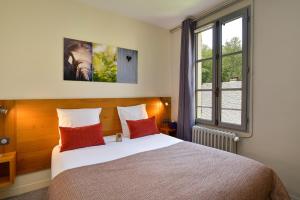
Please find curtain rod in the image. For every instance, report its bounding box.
[169,0,242,33]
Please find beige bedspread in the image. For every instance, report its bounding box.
[48,142,290,200]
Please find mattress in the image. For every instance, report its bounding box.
[51,133,182,178]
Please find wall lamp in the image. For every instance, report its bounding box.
[160,97,170,107]
[0,106,8,115]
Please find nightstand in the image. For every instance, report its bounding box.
[160,127,176,136]
[0,152,16,187]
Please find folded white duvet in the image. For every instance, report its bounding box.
[51,133,182,178]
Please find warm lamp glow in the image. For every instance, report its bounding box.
[164,102,169,106]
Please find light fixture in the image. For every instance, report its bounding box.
[160,97,170,107]
[0,106,8,115]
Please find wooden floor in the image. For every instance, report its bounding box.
[4,188,48,200]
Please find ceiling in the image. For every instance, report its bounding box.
[77,0,227,29]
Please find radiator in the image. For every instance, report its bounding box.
[192,126,239,153]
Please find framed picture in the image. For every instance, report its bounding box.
[63,38,138,83]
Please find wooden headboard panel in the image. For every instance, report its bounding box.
[0,97,171,174]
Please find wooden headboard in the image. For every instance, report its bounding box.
[0,97,171,174]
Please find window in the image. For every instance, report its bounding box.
[195,8,250,131]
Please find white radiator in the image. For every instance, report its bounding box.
[192,126,239,153]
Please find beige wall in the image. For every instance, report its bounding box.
[170,30,181,120]
[170,0,300,198]
[239,0,300,198]
[0,0,171,99]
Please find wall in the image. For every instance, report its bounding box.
[170,30,181,120]
[238,0,300,198]
[0,0,171,99]
[170,0,300,198]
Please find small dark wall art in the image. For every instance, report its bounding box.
[64,38,138,83]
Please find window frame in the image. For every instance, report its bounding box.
[195,23,217,126]
[195,7,250,131]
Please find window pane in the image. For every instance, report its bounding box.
[197,60,213,89]
[221,90,242,125]
[221,90,242,110]
[197,107,212,121]
[221,53,242,85]
[221,109,241,125]
[222,17,242,54]
[197,91,212,107]
[197,28,213,60]
[222,81,242,89]
[196,91,212,120]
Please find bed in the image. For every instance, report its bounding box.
[49,133,290,200]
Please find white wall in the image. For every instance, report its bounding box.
[170,0,300,198]
[0,0,171,100]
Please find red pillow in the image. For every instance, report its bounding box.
[59,123,105,152]
[126,116,159,139]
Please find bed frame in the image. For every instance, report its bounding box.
[0,97,171,174]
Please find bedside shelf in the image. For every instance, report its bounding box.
[0,152,16,187]
[160,127,176,136]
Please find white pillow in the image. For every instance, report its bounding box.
[56,108,102,144]
[117,104,148,138]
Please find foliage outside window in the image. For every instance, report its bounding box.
[195,8,250,131]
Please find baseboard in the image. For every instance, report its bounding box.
[0,169,51,199]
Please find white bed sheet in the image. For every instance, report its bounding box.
[51,134,182,178]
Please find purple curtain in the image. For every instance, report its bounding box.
[177,18,196,141]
